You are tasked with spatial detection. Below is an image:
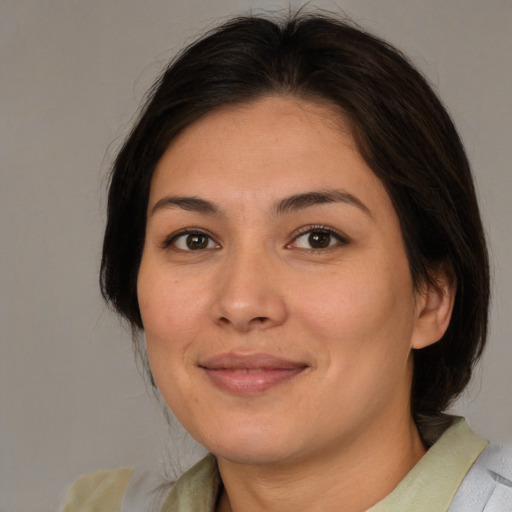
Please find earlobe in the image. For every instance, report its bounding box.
[411,266,456,350]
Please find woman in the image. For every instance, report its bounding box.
[61,12,511,512]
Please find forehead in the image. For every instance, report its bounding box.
[149,96,392,216]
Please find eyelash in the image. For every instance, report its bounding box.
[161,228,220,251]
[287,225,349,251]
[161,225,349,252]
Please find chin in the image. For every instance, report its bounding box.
[188,414,301,466]
[211,440,298,467]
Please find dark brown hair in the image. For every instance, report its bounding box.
[100,13,489,428]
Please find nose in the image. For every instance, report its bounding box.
[211,247,288,333]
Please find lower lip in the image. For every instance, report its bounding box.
[202,367,306,394]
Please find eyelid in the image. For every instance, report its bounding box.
[161,227,220,250]
[286,224,349,250]
[159,224,348,251]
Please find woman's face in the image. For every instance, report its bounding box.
[137,96,431,467]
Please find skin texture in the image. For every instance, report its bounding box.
[137,96,455,512]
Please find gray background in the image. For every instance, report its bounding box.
[1,1,510,511]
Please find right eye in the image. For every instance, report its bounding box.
[165,230,220,251]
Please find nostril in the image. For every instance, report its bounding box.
[217,315,270,328]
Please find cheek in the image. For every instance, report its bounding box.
[137,261,210,372]
[139,261,201,330]
[297,265,416,419]
[137,268,209,412]
[295,258,415,368]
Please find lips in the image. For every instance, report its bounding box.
[199,353,308,394]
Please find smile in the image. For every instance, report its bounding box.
[199,353,308,394]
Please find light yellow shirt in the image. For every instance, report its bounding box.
[60,418,494,512]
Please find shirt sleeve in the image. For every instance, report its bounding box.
[448,441,512,511]
[59,468,134,512]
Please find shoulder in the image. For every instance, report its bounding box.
[449,441,512,511]
[59,467,134,512]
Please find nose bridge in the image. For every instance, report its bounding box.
[213,239,287,331]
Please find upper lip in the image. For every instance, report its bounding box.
[199,353,308,370]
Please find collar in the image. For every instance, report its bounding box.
[162,417,488,512]
[368,417,488,511]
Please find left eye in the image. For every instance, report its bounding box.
[172,233,219,251]
[291,229,345,250]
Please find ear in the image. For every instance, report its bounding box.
[411,264,456,350]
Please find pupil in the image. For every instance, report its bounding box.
[309,232,330,248]
[186,234,208,250]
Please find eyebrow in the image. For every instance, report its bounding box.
[273,189,372,218]
[150,196,221,216]
[150,189,372,218]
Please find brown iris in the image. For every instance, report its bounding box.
[186,234,209,250]
[308,232,331,249]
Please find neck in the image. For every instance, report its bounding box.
[216,414,425,512]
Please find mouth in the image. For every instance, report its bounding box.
[199,353,309,394]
